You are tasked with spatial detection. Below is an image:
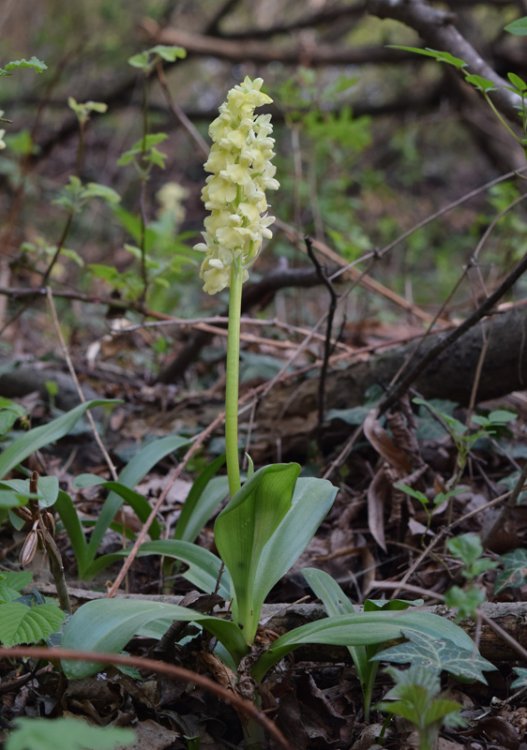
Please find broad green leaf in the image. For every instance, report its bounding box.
[175,455,227,542]
[0,488,27,508]
[303,567,373,691]
[251,478,337,632]
[61,598,247,679]
[0,602,65,645]
[6,717,135,750]
[252,609,475,681]
[86,539,231,599]
[0,400,119,480]
[505,17,527,35]
[215,463,300,640]
[0,398,27,436]
[0,571,32,604]
[373,629,494,683]
[495,548,527,593]
[303,568,356,616]
[0,570,32,591]
[115,433,189,490]
[73,473,105,488]
[388,46,466,69]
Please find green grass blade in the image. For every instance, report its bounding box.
[84,539,230,598]
[54,490,89,575]
[0,400,119,480]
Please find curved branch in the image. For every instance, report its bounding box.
[140,19,422,67]
[367,0,521,123]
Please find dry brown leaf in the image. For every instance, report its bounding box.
[367,469,391,552]
[363,408,412,474]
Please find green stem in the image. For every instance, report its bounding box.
[225,259,244,496]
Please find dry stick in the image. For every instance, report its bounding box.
[155,60,209,157]
[46,287,118,481]
[0,647,291,750]
[305,236,338,430]
[277,219,437,324]
[106,411,224,597]
[479,611,527,663]
[379,249,527,415]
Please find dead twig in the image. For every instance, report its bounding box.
[0,646,291,750]
[46,287,118,481]
[305,236,338,431]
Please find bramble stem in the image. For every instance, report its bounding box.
[225,258,244,496]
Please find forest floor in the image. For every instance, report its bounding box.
[2,310,527,750]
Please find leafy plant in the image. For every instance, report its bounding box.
[373,629,493,683]
[413,398,515,488]
[391,38,527,148]
[0,572,64,647]
[379,664,465,750]
[444,533,497,619]
[0,400,117,483]
[55,83,491,750]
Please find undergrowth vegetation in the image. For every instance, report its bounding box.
[2,2,527,749]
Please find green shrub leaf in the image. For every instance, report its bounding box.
[0,602,65,645]
[6,717,134,750]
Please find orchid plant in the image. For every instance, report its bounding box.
[194,76,279,494]
[59,78,491,747]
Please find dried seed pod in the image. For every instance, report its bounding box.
[20,529,39,567]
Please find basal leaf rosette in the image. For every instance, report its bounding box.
[194,76,279,294]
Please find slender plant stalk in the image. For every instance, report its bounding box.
[225,259,244,496]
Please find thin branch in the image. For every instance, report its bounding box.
[140,19,425,67]
[366,0,521,124]
[305,237,338,430]
[0,647,291,750]
[379,249,527,413]
[46,287,118,481]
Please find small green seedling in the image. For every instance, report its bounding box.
[444,533,497,619]
[379,664,465,750]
